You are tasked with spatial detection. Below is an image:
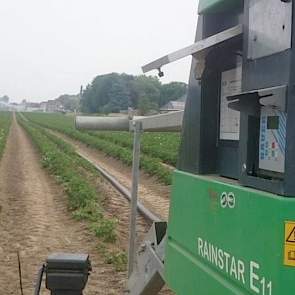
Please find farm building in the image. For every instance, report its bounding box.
[160,96,186,112]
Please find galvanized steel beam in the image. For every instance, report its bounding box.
[142,24,243,73]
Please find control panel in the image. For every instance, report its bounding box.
[259,107,286,174]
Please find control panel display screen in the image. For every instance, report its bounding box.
[267,116,279,130]
[259,108,286,173]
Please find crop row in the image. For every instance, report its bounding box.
[17,115,127,271]
[0,112,12,158]
[23,113,180,165]
[88,130,179,166]
[23,113,173,185]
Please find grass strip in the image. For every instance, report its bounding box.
[0,111,12,159]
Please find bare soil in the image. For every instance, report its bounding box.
[49,130,171,220]
[0,117,127,294]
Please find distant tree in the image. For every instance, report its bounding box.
[80,73,134,113]
[138,96,158,115]
[104,79,131,113]
[159,82,187,106]
[80,84,94,113]
[55,94,80,111]
[130,75,161,108]
[79,72,187,114]
[0,95,9,103]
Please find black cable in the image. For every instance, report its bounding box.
[17,251,24,295]
[34,264,45,295]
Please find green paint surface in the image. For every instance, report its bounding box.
[198,0,242,14]
[165,170,295,294]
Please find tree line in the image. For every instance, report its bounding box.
[0,95,9,103]
[80,73,187,114]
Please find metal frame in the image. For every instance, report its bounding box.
[128,121,142,277]
[127,222,167,295]
[75,111,183,293]
[247,0,292,59]
[142,24,243,73]
[76,111,184,133]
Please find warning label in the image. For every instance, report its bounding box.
[284,221,295,266]
[285,223,295,243]
[219,66,242,141]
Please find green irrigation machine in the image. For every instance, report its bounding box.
[35,0,295,294]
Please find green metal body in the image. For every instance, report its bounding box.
[165,170,295,294]
[198,0,242,14]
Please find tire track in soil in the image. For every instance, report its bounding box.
[47,130,171,221]
[0,116,128,294]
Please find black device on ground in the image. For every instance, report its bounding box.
[34,253,91,295]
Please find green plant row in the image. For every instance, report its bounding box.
[23,113,173,185]
[21,112,179,166]
[0,111,12,159]
[88,130,179,166]
[17,115,127,271]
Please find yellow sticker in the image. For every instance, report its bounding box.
[285,221,295,244]
[284,244,295,266]
[284,221,295,266]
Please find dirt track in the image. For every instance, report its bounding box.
[49,130,171,220]
[0,117,126,294]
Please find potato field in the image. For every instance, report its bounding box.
[0,111,174,294]
[0,112,12,158]
[23,112,181,184]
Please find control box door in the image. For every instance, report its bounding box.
[218,66,242,179]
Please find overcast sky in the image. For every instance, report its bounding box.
[0,0,198,103]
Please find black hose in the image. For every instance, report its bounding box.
[17,251,24,295]
[78,152,162,223]
[34,264,45,295]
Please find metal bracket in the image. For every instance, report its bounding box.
[127,222,167,295]
[142,24,243,73]
[248,0,292,59]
